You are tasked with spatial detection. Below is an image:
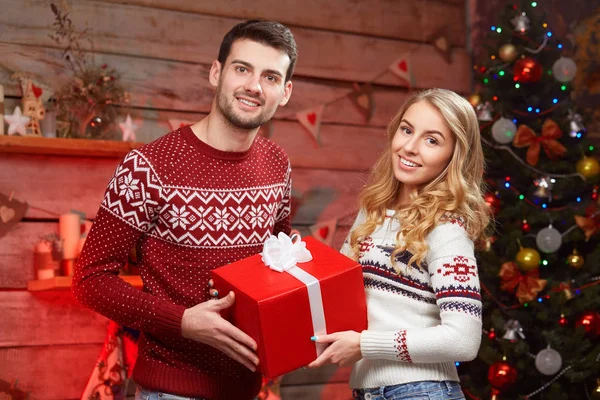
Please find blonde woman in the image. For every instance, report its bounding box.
[307,88,491,400]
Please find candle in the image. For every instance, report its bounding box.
[59,213,81,259]
[34,240,57,280]
[0,84,4,135]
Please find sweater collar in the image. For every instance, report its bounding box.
[180,124,254,161]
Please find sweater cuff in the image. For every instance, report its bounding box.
[153,302,187,338]
[360,330,411,362]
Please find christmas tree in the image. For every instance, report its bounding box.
[458,1,600,399]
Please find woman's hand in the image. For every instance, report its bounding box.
[208,279,219,298]
[307,331,362,368]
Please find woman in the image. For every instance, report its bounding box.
[307,88,491,400]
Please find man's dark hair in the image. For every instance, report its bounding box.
[218,20,298,82]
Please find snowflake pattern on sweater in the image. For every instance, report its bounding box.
[342,210,483,389]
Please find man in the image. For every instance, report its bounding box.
[73,20,297,400]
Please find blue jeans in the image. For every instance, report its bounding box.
[134,386,208,400]
[352,381,465,400]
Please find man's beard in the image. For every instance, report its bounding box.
[216,89,274,130]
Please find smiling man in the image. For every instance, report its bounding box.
[72,20,297,400]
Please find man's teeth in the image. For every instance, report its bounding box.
[401,157,419,167]
[239,98,259,107]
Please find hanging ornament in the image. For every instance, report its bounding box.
[499,261,547,303]
[593,186,599,201]
[558,314,568,326]
[488,328,497,340]
[521,219,531,233]
[567,249,584,268]
[477,101,493,121]
[477,235,497,252]
[468,93,481,107]
[574,214,600,242]
[568,109,586,138]
[511,12,531,33]
[516,247,541,271]
[499,44,518,63]
[576,312,600,337]
[554,282,575,300]
[488,361,518,396]
[535,346,563,375]
[513,119,566,166]
[533,176,554,201]
[513,57,543,83]
[503,319,525,341]
[576,156,600,179]
[536,225,562,253]
[491,117,517,144]
[552,57,577,83]
[484,192,501,214]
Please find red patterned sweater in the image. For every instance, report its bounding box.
[73,126,291,399]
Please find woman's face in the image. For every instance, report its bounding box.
[390,101,456,194]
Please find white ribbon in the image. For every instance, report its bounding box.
[261,232,327,356]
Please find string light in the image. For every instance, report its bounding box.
[496,27,503,33]
[561,85,567,91]
[515,83,521,88]
[590,146,595,151]
[499,70,505,76]
[547,32,552,37]
[491,26,496,31]
[553,98,558,104]
[531,1,537,6]
[558,44,563,49]
[542,260,549,266]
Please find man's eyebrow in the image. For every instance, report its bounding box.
[230,60,283,78]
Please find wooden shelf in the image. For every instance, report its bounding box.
[27,275,143,291]
[0,135,143,158]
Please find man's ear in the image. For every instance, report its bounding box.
[279,80,293,106]
[209,60,222,88]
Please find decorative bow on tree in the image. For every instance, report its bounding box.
[499,261,547,303]
[512,119,567,165]
[574,214,600,241]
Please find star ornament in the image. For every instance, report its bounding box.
[119,114,138,142]
[5,106,30,136]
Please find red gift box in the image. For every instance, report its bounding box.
[210,236,367,378]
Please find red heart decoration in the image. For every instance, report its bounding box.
[32,84,43,98]
[307,112,317,126]
[397,60,408,72]
[318,226,329,239]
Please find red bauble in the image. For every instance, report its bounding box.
[521,219,531,233]
[485,193,501,215]
[513,57,543,83]
[576,312,600,337]
[488,329,497,340]
[558,314,568,327]
[488,361,518,391]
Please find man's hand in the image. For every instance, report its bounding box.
[307,331,362,368]
[181,291,259,372]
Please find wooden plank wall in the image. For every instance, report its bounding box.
[0,0,469,398]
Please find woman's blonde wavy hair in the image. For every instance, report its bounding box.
[348,88,491,271]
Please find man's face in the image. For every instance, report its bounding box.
[210,39,293,130]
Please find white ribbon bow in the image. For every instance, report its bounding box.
[261,232,313,272]
[260,232,326,357]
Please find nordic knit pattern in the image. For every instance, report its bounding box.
[72,126,291,400]
[342,210,482,389]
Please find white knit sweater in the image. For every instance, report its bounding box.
[341,210,482,389]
